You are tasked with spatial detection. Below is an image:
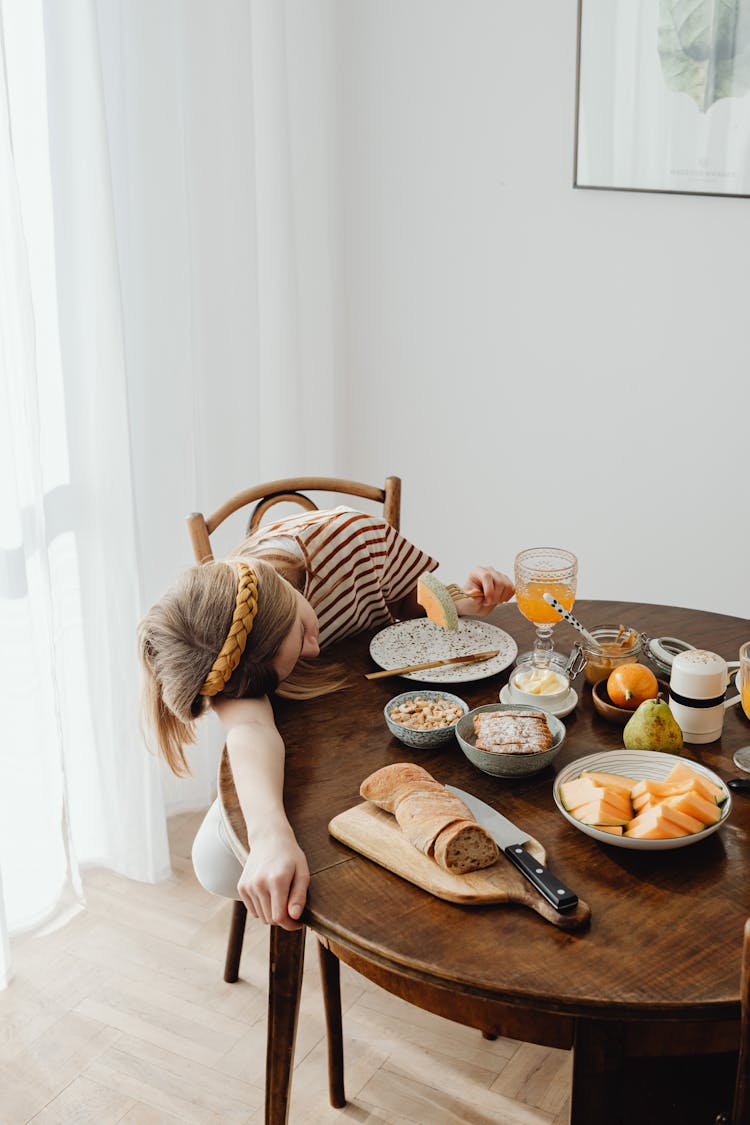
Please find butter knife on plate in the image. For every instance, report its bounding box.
[446,785,578,913]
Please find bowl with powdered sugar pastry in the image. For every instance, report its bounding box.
[455,703,566,778]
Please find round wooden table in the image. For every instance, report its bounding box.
[220,599,750,1125]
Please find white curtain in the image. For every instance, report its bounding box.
[0,0,343,988]
[0,0,171,989]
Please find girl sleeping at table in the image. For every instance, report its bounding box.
[138,507,514,931]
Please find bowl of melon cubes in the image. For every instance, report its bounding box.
[553,750,731,851]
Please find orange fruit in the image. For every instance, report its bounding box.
[607,664,659,710]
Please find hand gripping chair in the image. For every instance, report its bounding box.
[185,475,401,1109]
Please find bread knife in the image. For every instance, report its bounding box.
[446,785,578,913]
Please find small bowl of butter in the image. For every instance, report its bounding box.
[507,663,570,708]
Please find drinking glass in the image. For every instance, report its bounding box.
[732,641,750,772]
[514,547,578,669]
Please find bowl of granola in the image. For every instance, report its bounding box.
[384,690,469,749]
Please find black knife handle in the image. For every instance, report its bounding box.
[504,844,579,913]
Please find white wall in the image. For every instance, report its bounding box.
[332,1,749,619]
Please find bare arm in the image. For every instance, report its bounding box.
[213,695,309,931]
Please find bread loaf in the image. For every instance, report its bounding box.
[473,709,552,755]
[360,763,499,875]
[360,761,445,813]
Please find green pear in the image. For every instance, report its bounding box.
[623,696,683,753]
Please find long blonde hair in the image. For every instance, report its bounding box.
[138,551,347,776]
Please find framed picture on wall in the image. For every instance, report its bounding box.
[574,0,750,197]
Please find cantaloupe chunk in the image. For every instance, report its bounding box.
[573,799,631,827]
[663,791,720,826]
[580,770,638,794]
[595,825,624,836]
[625,808,690,839]
[560,778,632,816]
[656,802,705,835]
[631,778,674,802]
[632,794,660,815]
[664,762,724,803]
[416,573,458,632]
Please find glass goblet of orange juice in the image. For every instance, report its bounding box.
[732,642,750,772]
[514,547,578,669]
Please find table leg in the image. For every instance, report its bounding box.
[265,926,306,1125]
[570,1019,625,1125]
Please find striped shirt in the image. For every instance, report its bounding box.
[243,507,438,649]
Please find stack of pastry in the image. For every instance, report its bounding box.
[473,709,553,755]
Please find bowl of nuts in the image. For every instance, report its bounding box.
[384,690,469,749]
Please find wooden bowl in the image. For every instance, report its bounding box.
[591,679,670,726]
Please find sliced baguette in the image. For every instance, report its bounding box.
[359,763,499,875]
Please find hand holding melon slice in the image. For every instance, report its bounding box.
[416,569,515,629]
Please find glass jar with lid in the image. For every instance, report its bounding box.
[582,625,644,685]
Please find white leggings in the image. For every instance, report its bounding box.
[191,798,244,900]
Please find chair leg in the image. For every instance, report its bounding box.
[317,939,346,1108]
[223,899,247,983]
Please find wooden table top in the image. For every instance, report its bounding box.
[222,599,750,1024]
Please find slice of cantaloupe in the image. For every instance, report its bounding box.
[625,807,690,839]
[663,762,725,804]
[654,802,705,835]
[573,798,631,827]
[416,572,458,632]
[595,825,624,836]
[663,791,721,826]
[560,778,631,815]
[631,778,673,802]
[579,770,638,794]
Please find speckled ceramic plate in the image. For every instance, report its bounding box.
[369,619,518,683]
[553,750,731,851]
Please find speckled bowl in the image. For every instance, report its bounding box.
[455,703,566,778]
[384,690,469,749]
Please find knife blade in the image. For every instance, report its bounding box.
[446,785,578,913]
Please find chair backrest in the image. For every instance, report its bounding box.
[186,475,401,565]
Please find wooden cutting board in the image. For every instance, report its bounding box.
[328,802,591,932]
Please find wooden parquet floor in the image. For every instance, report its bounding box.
[0,812,572,1124]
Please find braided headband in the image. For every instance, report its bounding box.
[199,562,259,697]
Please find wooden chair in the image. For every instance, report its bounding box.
[185,476,401,989]
[715,918,750,1125]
